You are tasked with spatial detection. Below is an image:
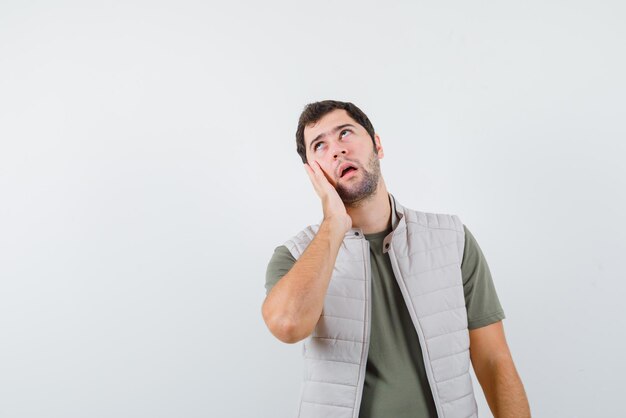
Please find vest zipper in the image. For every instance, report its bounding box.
[387,246,445,418]
[352,238,372,418]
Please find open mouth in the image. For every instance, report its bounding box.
[340,166,358,178]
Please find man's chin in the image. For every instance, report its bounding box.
[337,185,378,205]
[336,163,380,205]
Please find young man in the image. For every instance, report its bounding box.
[262,100,530,418]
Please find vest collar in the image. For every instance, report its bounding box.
[344,193,406,254]
[384,193,406,253]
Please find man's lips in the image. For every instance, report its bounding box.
[337,162,358,178]
[340,167,358,179]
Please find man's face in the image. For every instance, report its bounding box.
[303,109,384,204]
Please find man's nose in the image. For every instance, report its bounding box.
[331,143,348,159]
[333,150,346,159]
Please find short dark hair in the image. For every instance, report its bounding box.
[295,100,376,163]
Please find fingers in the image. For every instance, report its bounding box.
[313,161,334,184]
[304,161,332,197]
[304,162,321,183]
[304,161,349,226]
[304,162,321,196]
[306,161,332,183]
[304,161,321,183]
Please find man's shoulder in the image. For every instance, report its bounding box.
[391,194,463,232]
[280,224,320,255]
[402,206,464,232]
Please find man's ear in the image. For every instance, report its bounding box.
[374,134,384,159]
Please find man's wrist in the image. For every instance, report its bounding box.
[320,217,349,240]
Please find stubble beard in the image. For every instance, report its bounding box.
[336,153,381,208]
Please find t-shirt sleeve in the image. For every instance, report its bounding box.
[461,224,506,329]
[265,245,297,295]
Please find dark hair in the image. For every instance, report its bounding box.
[295,100,376,163]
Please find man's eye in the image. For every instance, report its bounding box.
[314,142,324,151]
[340,129,351,138]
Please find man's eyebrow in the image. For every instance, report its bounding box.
[309,124,356,150]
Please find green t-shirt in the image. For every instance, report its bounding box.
[265,224,505,418]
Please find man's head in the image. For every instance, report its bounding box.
[296,100,376,164]
[295,100,385,205]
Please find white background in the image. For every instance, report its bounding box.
[1,1,625,417]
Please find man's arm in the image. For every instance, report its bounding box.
[469,321,531,417]
[261,161,351,344]
[262,218,344,343]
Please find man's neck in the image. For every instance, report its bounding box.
[345,180,391,235]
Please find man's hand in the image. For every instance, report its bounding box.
[304,161,352,234]
[261,161,350,344]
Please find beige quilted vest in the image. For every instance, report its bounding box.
[283,193,478,418]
